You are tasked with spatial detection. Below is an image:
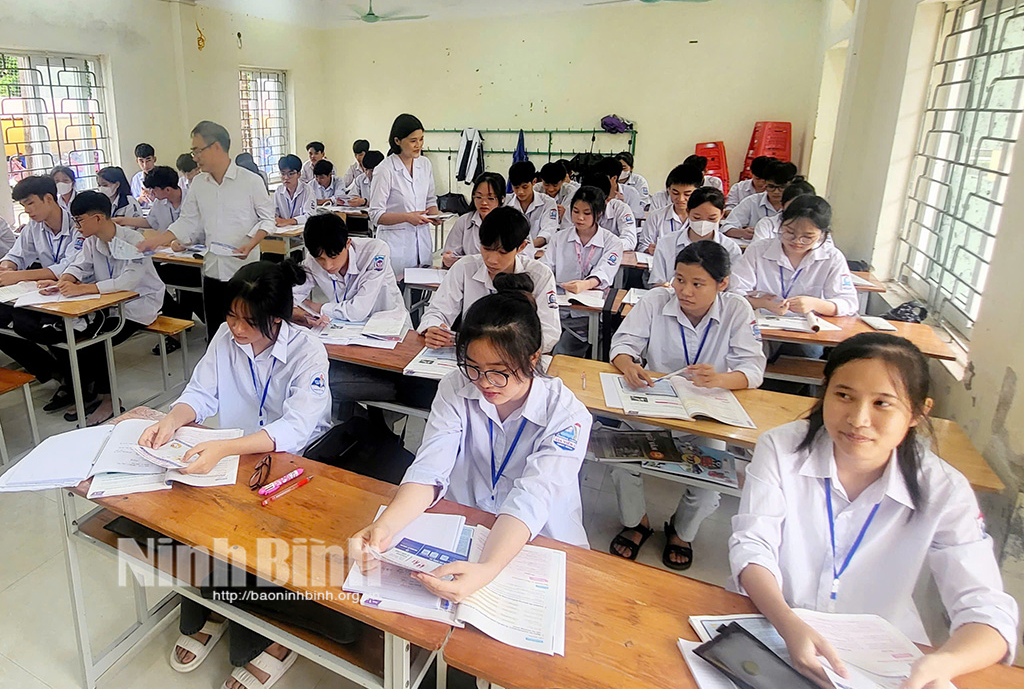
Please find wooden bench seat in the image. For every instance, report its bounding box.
[143,315,194,336]
[0,367,35,395]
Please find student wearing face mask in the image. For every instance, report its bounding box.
[422,206,559,354]
[609,241,766,569]
[51,165,78,213]
[97,166,142,218]
[442,172,506,266]
[615,152,650,213]
[722,160,797,241]
[649,187,741,286]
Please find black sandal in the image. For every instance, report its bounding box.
[662,519,694,571]
[609,522,654,561]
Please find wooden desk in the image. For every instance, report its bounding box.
[326,330,426,373]
[549,356,1004,493]
[852,271,886,293]
[760,316,955,360]
[25,290,137,318]
[151,251,204,268]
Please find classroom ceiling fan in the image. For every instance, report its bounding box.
[584,0,712,6]
[343,1,428,23]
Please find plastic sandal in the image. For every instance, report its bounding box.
[609,521,654,560]
[223,648,297,689]
[662,519,694,571]
[169,618,228,672]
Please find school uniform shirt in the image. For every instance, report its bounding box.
[611,288,766,387]
[703,175,724,193]
[649,226,742,286]
[598,197,637,251]
[729,421,1019,652]
[57,189,77,213]
[274,181,316,224]
[721,192,780,232]
[341,160,363,189]
[299,159,317,185]
[347,171,372,200]
[534,180,581,212]
[402,370,592,547]
[312,176,347,205]
[419,254,560,353]
[130,171,149,207]
[63,227,165,326]
[725,178,757,211]
[169,162,275,281]
[146,196,185,233]
[503,192,559,245]
[618,184,645,221]
[649,189,670,211]
[368,154,438,278]
[0,216,16,258]
[442,211,484,258]
[4,208,82,276]
[176,320,332,454]
[752,214,781,243]
[731,238,859,317]
[293,237,407,323]
[623,171,650,207]
[113,196,143,219]
[638,203,688,253]
[540,226,623,290]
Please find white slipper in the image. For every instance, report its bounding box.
[168,618,228,672]
[223,648,297,689]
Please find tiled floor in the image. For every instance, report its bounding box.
[0,318,1018,689]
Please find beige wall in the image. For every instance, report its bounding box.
[324,0,825,191]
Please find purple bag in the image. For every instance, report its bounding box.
[601,114,633,134]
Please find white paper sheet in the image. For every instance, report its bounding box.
[0,282,39,303]
[404,267,446,286]
[13,290,97,307]
[623,288,649,305]
[556,289,604,309]
[0,425,114,490]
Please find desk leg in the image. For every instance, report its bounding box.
[23,384,40,446]
[588,312,599,360]
[435,652,447,689]
[384,632,411,689]
[180,330,190,381]
[105,337,120,415]
[64,317,87,429]
[60,489,98,689]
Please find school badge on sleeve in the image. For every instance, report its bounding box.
[310,372,327,395]
[607,253,619,266]
[372,255,386,271]
[552,423,581,451]
[547,290,558,309]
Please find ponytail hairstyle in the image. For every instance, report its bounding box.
[225,260,307,341]
[97,166,132,214]
[798,333,932,512]
[457,272,542,381]
[388,113,424,155]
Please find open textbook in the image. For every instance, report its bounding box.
[555,289,604,309]
[344,509,566,655]
[13,290,98,308]
[687,610,929,689]
[0,419,241,497]
[0,281,40,303]
[403,346,458,379]
[757,313,842,333]
[315,310,408,348]
[599,372,756,428]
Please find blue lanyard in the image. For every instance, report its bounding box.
[824,477,881,612]
[288,191,301,218]
[680,321,713,366]
[779,266,804,299]
[105,255,114,278]
[488,418,528,498]
[248,358,277,427]
[48,232,65,262]
[332,275,355,303]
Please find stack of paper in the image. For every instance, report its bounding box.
[13,290,97,308]
[0,426,115,491]
[404,267,447,286]
[622,288,650,305]
[0,282,40,304]
[362,309,408,340]
[600,372,756,428]
[316,320,400,349]
[403,346,458,379]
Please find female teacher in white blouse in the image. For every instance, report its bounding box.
[368,113,442,280]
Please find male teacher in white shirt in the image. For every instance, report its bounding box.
[139,120,274,339]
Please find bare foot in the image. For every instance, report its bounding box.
[611,514,651,558]
[174,613,226,664]
[225,642,291,689]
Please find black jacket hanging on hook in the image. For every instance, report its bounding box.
[456,128,485,183]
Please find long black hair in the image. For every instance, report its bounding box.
[97,166,132,214]
[388,113,424,155]
[798,333,932,511]
[226,261,307,340]
[457,273,541,381]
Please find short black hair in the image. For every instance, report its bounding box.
[766,160,799,186]
[781,194,832,234]
[508,161,536,187]
[12,175,58,204]
[580,173,610,197]
[539,163,565,185]
[306,141,325,154]
[782,178,816,205]
[362,150,385,169]
[666,164,705,189]
[303,213,349,258]
[352,139,369,154]
[595,157,623,180]
[389,113,424,154]
[682,154,708,172]
[479,206,530,252]
[175,153,197,174]
[278,154,303,173]
[134,143,155,159]
[313,159,334,177]
[70,190,112,218]
[750,155,776,179]
[226,260,307,340]
[192,120,231,154]
[570,185,606,220]
[686,187,726,212]
[675,240,731,282]
[472,172,506,205]
[50,165,76,182]
[457,272,542,381]
[143,166,180,190]
[615,151,634,168]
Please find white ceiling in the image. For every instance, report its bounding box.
[193,0,704,28]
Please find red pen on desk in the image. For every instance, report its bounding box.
[261,475,313,506]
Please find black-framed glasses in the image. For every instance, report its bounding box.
[249,455,272,491]
[190,142,214,157]
[766,182,789,192]
[280,170,299,179]
[460,363,512,388]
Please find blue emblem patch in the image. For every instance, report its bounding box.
[372,255,386,271]
[310,372,327,395]
[552,423,581,451]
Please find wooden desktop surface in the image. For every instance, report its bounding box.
[759,316,955,360]
[325,330,426,373]
[152,252,204,267]
[852,270,887,293]
[26,290,138,318]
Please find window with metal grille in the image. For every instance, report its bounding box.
[1,51,113,199]
[894,0,1024,340]
[238,68,288,185]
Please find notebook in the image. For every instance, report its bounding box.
[601,372,756,428]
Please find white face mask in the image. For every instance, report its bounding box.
[618,170,630,183]
[690,220,718,237]
[99,184,118,199]
[56,182,73,196]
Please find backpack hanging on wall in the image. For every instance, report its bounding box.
[600,114,633,134]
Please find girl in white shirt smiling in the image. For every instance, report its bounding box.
[730,334,1017,689]
[441,172,505,265]
[353,278,592,602]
